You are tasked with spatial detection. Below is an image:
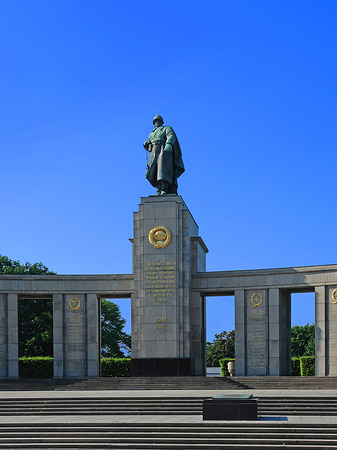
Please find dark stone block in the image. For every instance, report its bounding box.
[130,359,143,377]
[203,395,257,420]
[166,358,179,376]
[179,358,191,376]
[155,358,167,376]
[143,359,155,377]
[131,358,192,377]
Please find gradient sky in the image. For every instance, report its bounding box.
[1,1,335,340]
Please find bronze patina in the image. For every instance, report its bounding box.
[143,115,185,195]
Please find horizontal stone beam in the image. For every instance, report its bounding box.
[0,274,134,297]
[191,264,337,295]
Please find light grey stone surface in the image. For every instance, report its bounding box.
[7,294,18,378]
[132,196,207,374]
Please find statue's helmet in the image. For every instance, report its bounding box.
[153,115,164,125]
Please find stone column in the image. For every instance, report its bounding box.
[190,237,208,376]
[269,289,291,376]
[234,290,246,376]
[53,293,64,377]
[131,195,206,376]
[320,285,337,376]
[7,293,18,378]
[235,289,269,376]
[315,286,327,376]
[0,294,8,378]
[235,288,291,376]
[64,294,87,377]
[86,294,100,377]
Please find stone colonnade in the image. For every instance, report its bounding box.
[0,196,337,377]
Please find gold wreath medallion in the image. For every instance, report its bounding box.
[69,297,81,311]
[148,226,172,248]
[332,289,337,304]
[251,293,263,307]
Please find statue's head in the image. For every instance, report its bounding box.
[153,115,164,127]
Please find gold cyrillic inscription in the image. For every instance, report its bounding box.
[146,262,176,302]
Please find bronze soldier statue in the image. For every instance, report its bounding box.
[144,115,185,195]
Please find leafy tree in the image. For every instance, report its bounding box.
[206,323,315,367]
[18,299,53,357]
[0,255,55,357]
[0,255,55,275]
[1,255,131,358]
[206,330,235,367]
[101,299,131,358]
[291,323,315,357]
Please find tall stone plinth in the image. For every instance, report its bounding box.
[131,195,207,376]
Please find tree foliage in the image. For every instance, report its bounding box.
[1,255,131,359]
[19,299,53,357]
[291,323,315,357]
[206,323,315,366]
[101,299,131,358]
[0,255,55,275]
[206,330,235,367]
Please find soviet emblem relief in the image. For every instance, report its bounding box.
[251,293,263,307]
[148,226,172,248]
[69,297,81,311]
[332,289,337,304]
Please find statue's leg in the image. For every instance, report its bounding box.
[158,180,169,195]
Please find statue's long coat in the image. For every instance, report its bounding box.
[144,125,185,193]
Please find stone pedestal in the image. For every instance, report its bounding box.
[131,195,207,376]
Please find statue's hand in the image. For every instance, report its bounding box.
[144,141,149,150]
[164,143,172,152]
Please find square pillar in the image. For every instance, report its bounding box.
[86,294,100,377]
[269,289,291,376]
[315,286,326,376]
[235,290,246,376]
[7,293,18,378]
[53,294,64,378]
[0,295,8,378]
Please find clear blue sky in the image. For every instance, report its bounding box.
[1,1,335,340]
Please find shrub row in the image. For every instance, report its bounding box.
[18,357,131,378]
[19,357,53,378]
[101,358,131,377]
[219,356,315,377]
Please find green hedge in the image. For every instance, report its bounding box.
[101,358,131,377]
[300,356,315,376]
[219,358,235,377]
[291,357,300,376]
[19,357,53,378]
[219,357,315,377]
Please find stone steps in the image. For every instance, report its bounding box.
[0,377,247,391]
[232,376,337,389]
[2,376,337,391]
[0,396,337,416]
[0,423,336,449]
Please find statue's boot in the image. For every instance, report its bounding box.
[158,180,169,195]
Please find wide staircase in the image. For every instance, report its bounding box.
[0,377,246,391]
[0,422,337,449]
[0,395,336,416]
[0,394,337,448]
[2,376,337,390]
